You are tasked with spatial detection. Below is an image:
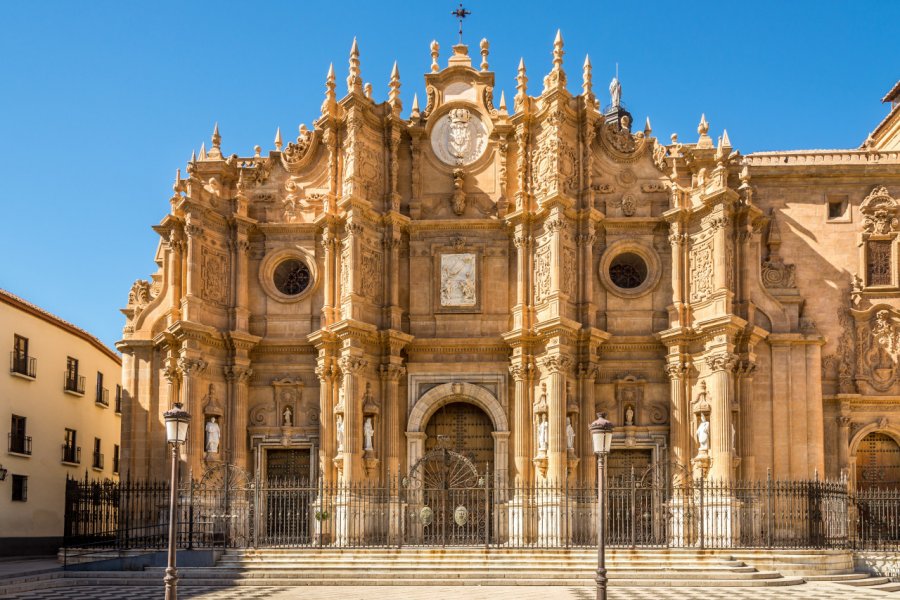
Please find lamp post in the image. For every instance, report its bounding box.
[163,402,190,600]
[590,412,614,600]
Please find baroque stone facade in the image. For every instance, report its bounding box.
[117,34,900,491]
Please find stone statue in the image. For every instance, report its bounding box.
[282,405,293,427]
[732,423,736,452]
[205,417,220,453]
[696,413,710,452]
[609,76,621,108]
[537,414,549,452]
[625,405,635,426]
[566,417,575,450]
[336,415,345,452]
[363,416,374,451]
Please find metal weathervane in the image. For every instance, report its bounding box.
[451,2,471,44]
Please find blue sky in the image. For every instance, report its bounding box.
[0,0,897,350]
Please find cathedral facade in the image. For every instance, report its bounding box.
[117,35,900,493]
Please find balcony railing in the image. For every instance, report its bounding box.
[10,352,36,378]
[96,387,109,407]
[64,373,85,395]
[92,452,104,470]
[62,445,81,464]
[8,433,32,455]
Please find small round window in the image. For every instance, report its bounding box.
[609,253,648,289]
[273,260,311,296]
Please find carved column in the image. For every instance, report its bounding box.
[315,360,334,484]
[706,352,736,481]
[578,363,597,486]
[837,413,852,481]
[543,354,571,483]
[379,363,406,480]
[512,227,529,330]
[509,355,534,485]
[167,231,183,324]
[182,218,202,321]
[178,356,207,473]
[665,360,691,479]
[577,226,596,326]
[669,226,686,323]
[322,227,336,325]
[235,238,251,331]
[339,355,368,483]
[226,365,252,472]
[734,360,757,478]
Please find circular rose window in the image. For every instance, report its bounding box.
[273,259,311,296]
[609,253,648,289]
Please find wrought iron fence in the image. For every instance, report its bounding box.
[63,470,900,553]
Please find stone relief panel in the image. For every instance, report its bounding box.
[534,245,552,303]
[856,309,900,393]
[360,247,382,301]
[431,108,488,167]
[440,253,476,307]
[201,246,228,305]
[689,241,713,302]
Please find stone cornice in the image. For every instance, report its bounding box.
[251,342,317,356]
[746,149,900,167]
[407,219,507,234]
[407,337,508,355]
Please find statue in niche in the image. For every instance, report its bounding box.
[625,405,635,426]
[282,405,293,427]
[363,417,375,451]
[696,413,710,453]
[336,415,345,452]
[566,417,575,450]
[537,414,549,453]
[205,417,220,453]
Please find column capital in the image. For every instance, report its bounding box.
[224,365,253,383]
[379,363,406,381]
[664,360,690,381]
[705,352,738,373]
[542,354,573,374]
[177,357,207,377]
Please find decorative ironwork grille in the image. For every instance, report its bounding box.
[867,240,892,286]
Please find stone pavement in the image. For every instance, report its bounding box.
[2,583,896,600]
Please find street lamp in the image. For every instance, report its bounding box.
[590,412,614,600]
[163,402,190,600]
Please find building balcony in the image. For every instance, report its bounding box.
[61,445,81,465]
[96,387,109,407]
[64,373,85,395]
[9,352,36,379]
[8,433,32,456]
[92,452,104,470]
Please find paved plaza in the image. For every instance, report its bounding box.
[2,584,897,600]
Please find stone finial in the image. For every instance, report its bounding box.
[364,82,373,99]
[479,38,489,71]
[721,128,731,148]
[347,37,363,95]
[515,58,528,111]
[274,127,283,151]
[207,123,222,159]
[321,63,337,115]
[199,142,207,161]
[671,133,678,144]
[582,54,593,97]
[388,61,402,112]
[697,114,713,148]
[498,90,507,115]
[644,116,652,137]
[740,164,750,186]
[552,29,564,72]
[430,40,440,72]
[254,145,261,158]
[173,168,182,194]
[543,30,566,92]
[410,93,420,120]
[698,113,709,136]
[190,149,197,163]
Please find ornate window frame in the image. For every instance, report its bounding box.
[858,185,900,291]
[258,247,318,303]
[598,240,661,299]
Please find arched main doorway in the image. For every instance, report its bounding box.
[424,402,494,473]
[856,432,900,490]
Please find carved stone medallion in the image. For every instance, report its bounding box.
[431,108,488,166]
[440,253,476,307]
